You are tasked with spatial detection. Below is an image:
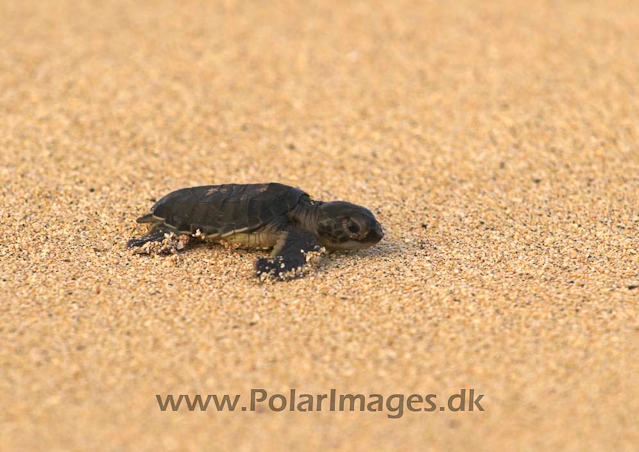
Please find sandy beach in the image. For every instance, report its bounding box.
[1,0,638,450]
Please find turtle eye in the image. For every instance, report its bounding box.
[347,220,360,234]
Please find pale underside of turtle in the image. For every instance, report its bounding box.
[127,183,384,279]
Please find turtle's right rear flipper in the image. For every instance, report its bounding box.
[126,226,168,249]
[127,224,192,254]
[128,213,164,248]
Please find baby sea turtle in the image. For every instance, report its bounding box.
[127,183,384,278]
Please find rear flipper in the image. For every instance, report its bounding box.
[127,224,191,253]
[127,224,168,248]
[255,228,323,279]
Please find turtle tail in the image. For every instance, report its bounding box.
[136,213,157,223]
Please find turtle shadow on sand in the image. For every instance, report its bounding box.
[128,232,400,281]
[306,239,402,274]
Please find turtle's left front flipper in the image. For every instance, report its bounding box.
[255,228,322,279]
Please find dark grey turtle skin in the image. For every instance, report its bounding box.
[127,183,384,278]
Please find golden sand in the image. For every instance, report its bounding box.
[1,0,638,450]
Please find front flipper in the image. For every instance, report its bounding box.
[255,228,323,279]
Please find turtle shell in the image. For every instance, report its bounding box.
[141,183,308,236]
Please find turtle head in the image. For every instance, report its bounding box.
[315,201,384,251]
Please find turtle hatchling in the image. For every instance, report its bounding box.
[127,183,384,278]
